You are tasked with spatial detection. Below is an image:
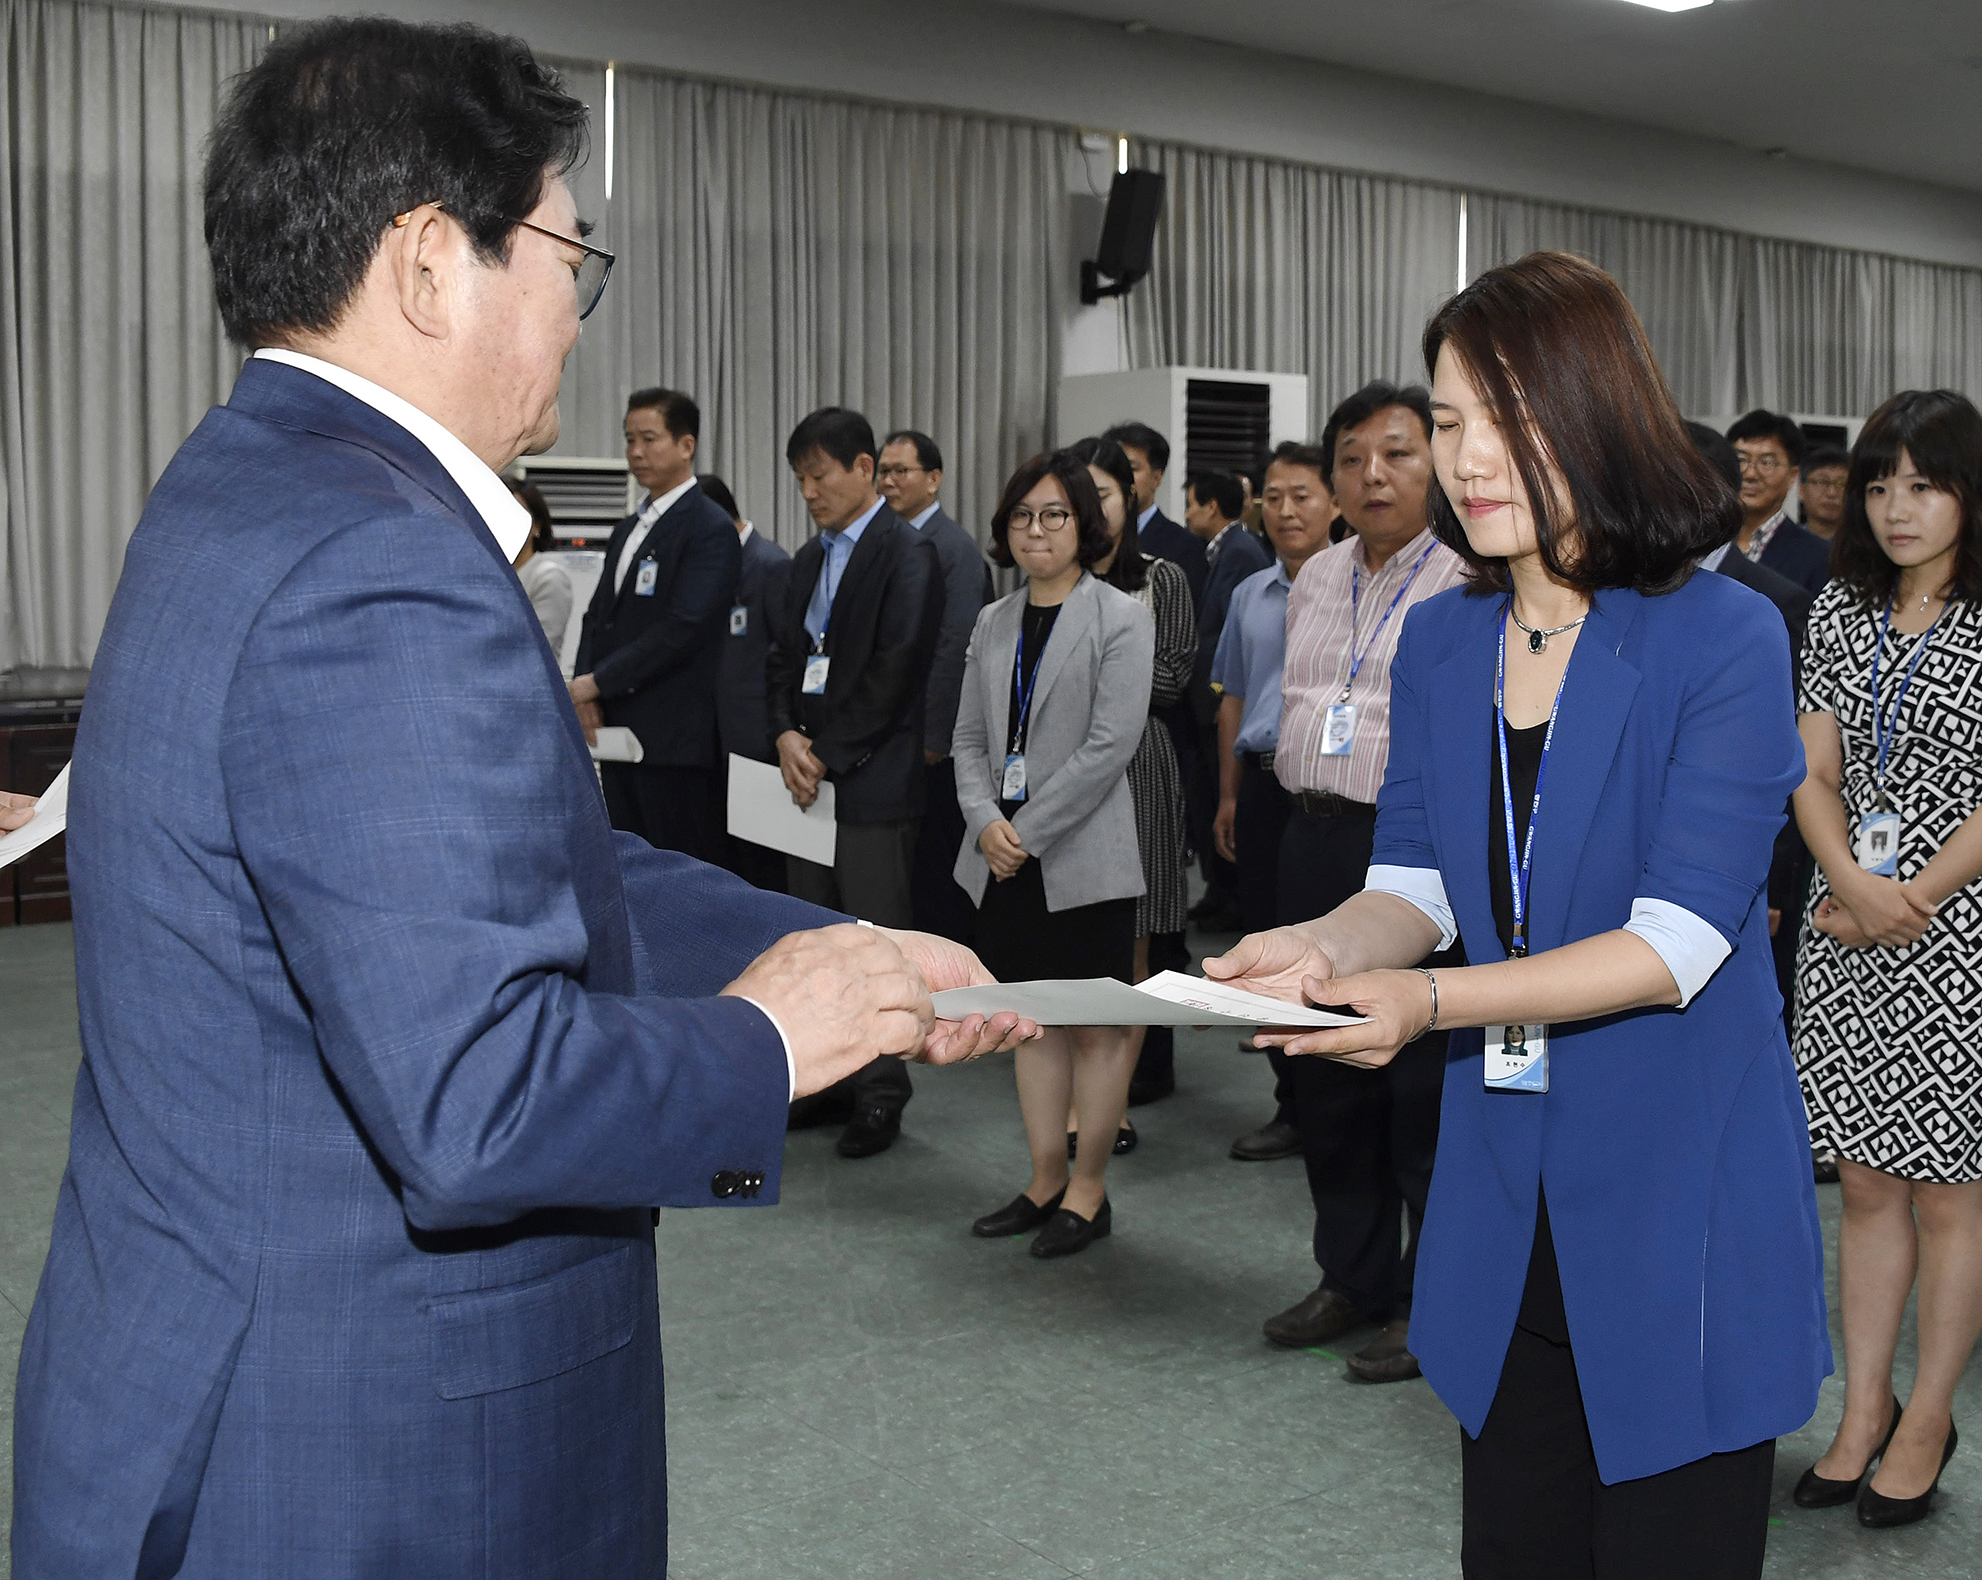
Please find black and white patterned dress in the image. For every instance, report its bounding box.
[1793,584,1982,1183]
[1126,557,1194,938]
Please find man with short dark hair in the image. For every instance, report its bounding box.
[570,387,740,860]
[1726,409,1830,591]
[770,407,945,1157]
[1101,420,1208,605]
[878,429,994,944]
[12,23,1027,1574]
[1261,387,1467,1383]
[1798,444,1850,540]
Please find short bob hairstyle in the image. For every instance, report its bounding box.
[988,451,1114,573]
[1421,252,1735,596]
[205,19,589,347]
[1832,389,1982,607]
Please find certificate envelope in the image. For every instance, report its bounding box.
[0,762,69,872]
[931,969,1366,1029]
[726,753,836,866]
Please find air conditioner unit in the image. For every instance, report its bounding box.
[511,456,635,547]
[1057,368,1311,523]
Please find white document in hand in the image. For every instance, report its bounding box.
[0,762,69,872]
[588,727,645,764]
[726,753,836,866]
[931,969,1366,1029]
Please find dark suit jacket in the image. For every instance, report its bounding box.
[1755,518,1831,595]
[916,505,994,756]
[766,505,943,824]
[1138,508,1208,609]
[718,527,791,764]
[1193,523,1274,718]
[15,356,834,1576]
[574,484,741,767]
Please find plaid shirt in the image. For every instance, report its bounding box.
[1275,527,1467,803]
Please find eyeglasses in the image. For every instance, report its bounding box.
[1008,505,1075,533]
[1735,452,1789,476]
[392,205,616,320]
[875,465,927,481]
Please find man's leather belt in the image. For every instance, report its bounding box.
[1292,789,1375,818]
[1241,751,1276,772]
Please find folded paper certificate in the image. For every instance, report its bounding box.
[932,969,1367,1029]
[0,762,69,872]
[726,753,836,866]
[588,727,645,764]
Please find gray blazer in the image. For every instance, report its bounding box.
[951,572,1153,911]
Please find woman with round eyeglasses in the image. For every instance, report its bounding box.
[954,451,1154,1257]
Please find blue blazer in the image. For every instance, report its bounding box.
[12,358,838,1578]
[1374,575,1830,1483]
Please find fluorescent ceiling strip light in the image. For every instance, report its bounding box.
[1615,0,1714,11]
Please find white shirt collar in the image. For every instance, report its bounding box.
[636,476,699,525]
[738,521,755,545]
[252,348,533,563]
[1137,503,1158,530]
[1699,542,1733,574]
[908,502,941,530]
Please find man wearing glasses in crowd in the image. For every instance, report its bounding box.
[1726,409,1832,592]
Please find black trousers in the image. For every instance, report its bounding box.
[1192,714,1237,906]
[787,819,918,1114]
[1462,1214,1775,1579]
[601,762,720,862]
[1236,755,1294,1123]
[909,756,976,945]
[1274,805,1446,1317]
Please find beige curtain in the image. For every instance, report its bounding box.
[1125,139,1461,427]
[1,0,267,670]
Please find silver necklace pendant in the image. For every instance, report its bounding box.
[1528,629,1546,655]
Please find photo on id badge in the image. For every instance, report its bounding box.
[1485,1022,1548,1092]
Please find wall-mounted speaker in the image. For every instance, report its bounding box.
[1082,168,1166,305]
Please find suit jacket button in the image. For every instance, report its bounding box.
[711,1171,738,1198]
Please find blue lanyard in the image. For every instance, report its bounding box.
[1494,613,1567,958]
[1869,599,1946,806]
[811,538,849,653]
[1342,544,1437,701]
[1010,613,1051,752]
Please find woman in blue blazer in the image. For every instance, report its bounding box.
[1208,253,1829,1580]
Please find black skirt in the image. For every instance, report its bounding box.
[973,856,1136,987]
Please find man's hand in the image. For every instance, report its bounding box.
[1834,869,1935,948]
[978,820,1027,881]
[569,673,601,706]
[1768,907,1782,938]
[924,748,946,767]
[878,927,1042,1063]
[0,790,36,834]
[574,699,603,746]
[722,924,934,1097]
[776,730,826,808]
[1213,796,1238,863]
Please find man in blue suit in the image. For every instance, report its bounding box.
[10,21,1026,1579]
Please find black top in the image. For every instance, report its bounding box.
[998,601,1061,819]
[1488,712,1570,1345]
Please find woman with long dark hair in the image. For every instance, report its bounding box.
[1207,252,1828,1578]
[1788,389,1982,1528]
[955,451,1154,1256]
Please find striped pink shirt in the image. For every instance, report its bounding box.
[1275,527,1468,803]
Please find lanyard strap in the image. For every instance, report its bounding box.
[1495,613,1567,958]
[1010,615,1049,752]
[1869,598,1945,802]
[811,539,846,653]
[1342,543,1437,701]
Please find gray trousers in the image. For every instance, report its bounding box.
[787,819,919,1112]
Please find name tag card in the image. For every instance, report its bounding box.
[1319,702,1356,756]
[1002,753,1028,802]
[1855,811,1900,876]
[1485,1024,1548,1092]
[634,560,658,597]
[729,605,748,635]
[802,655,831,695]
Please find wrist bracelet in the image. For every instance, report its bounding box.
[1417,967,1440,1035]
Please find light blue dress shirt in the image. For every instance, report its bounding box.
[1208,560,1293,754]
[802,497,884,647]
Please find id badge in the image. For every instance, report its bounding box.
[729,605,748,636]
[634,560,658,597]
[1856,810,1901,876]
[1484,1023,1549,1092]
[1319,702,1357,756]
[801,654,831,695]
[1002,753,1028,802]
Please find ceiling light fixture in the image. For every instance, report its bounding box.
[1615,0,1713,11]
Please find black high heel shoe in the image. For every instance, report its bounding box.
[1857,1420,1959,1528]
[1793,1395,1903,1508]
[971,1187,1064,1238]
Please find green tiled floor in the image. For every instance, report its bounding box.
[1,921,1975,1577]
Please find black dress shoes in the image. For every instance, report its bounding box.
[1793,1395,1902,1508]
[1030,1198,1111,1258]
[1345,1316,1421,1383]
[1230,1119,1301,1161]
[1858,1421,1959,1527]
[835,1105,902,1158]
[971,1188,1064,1238]
[1262,1283,1368,1349]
